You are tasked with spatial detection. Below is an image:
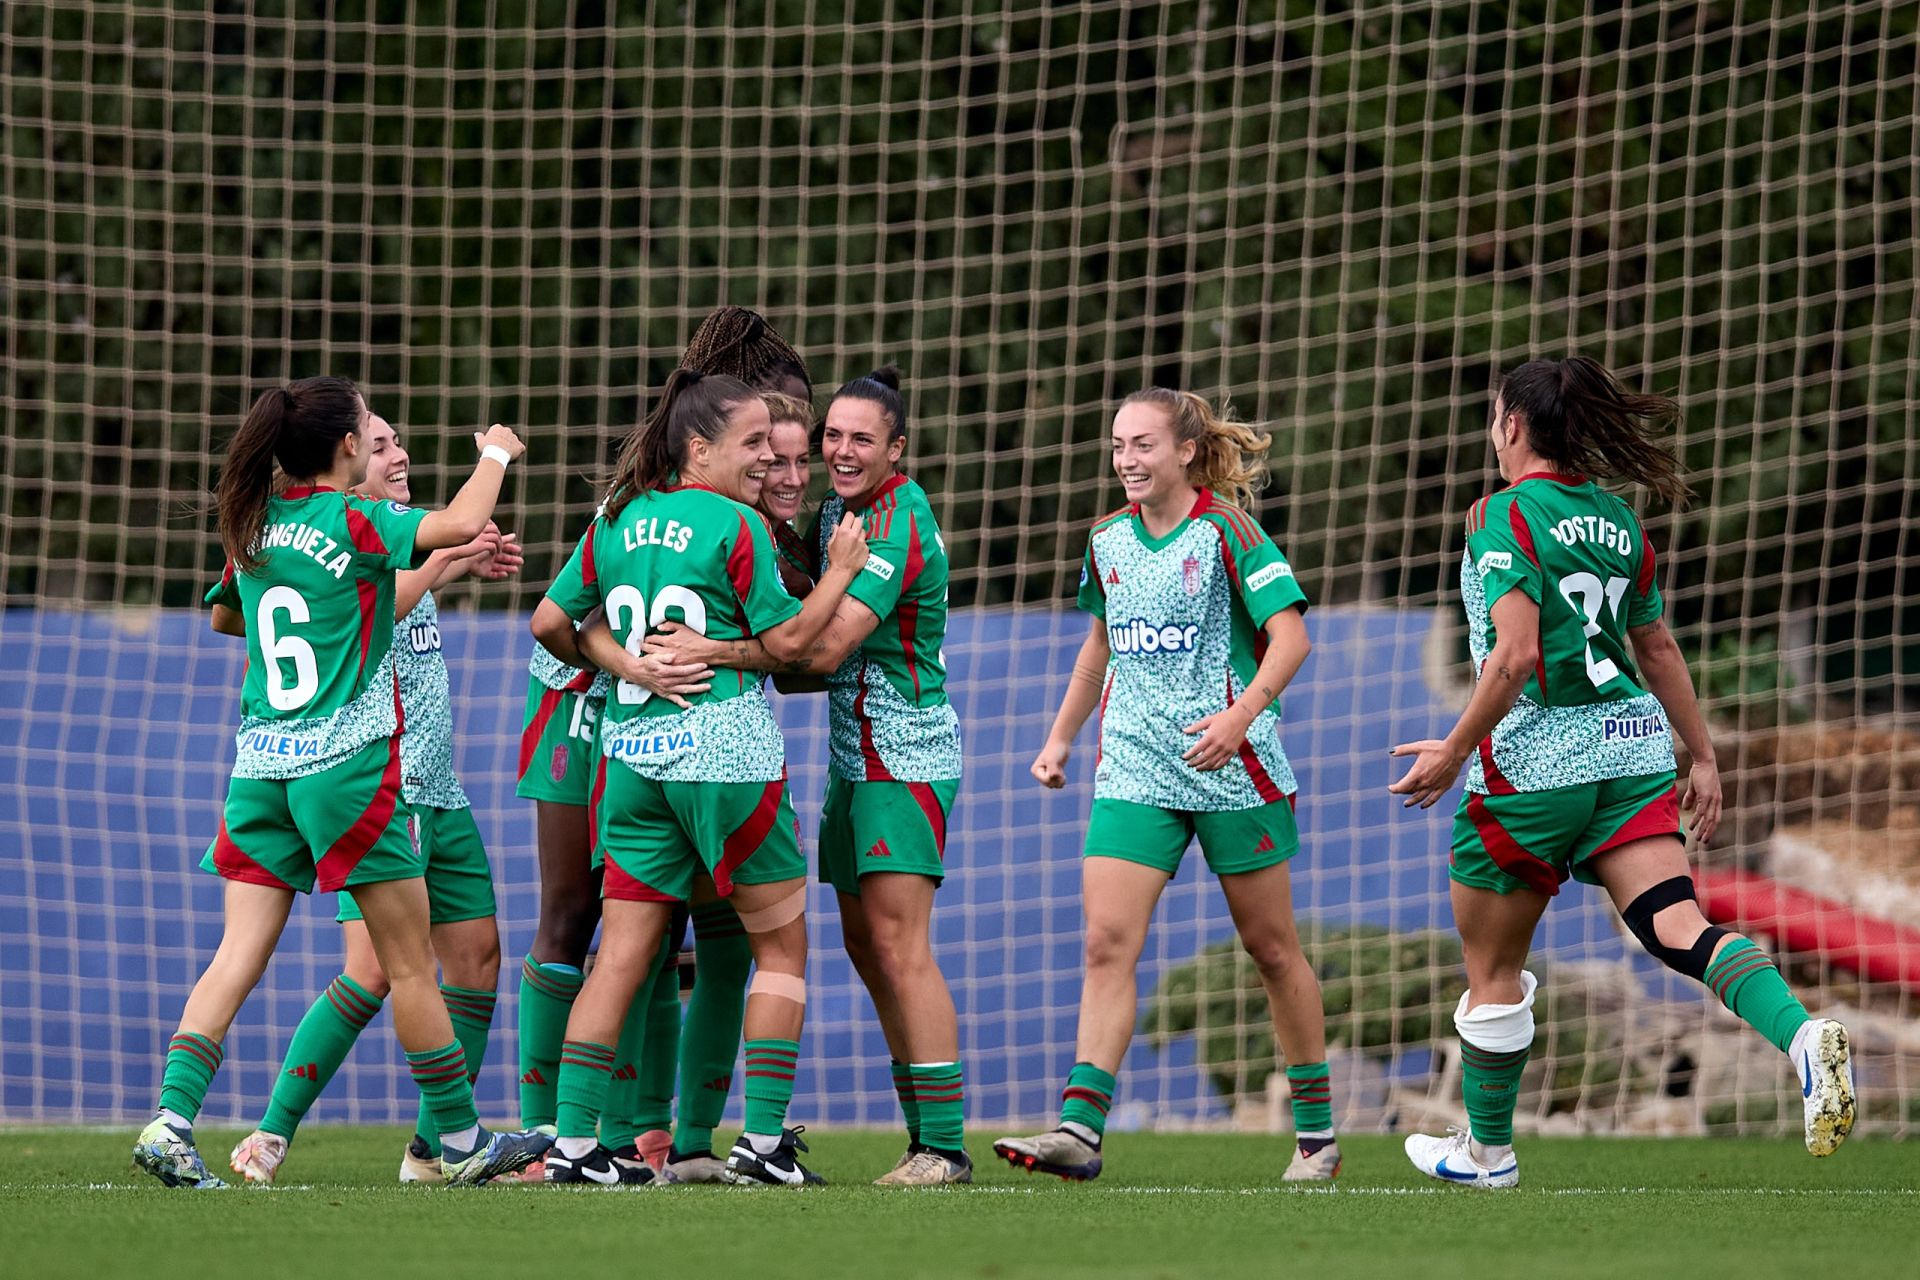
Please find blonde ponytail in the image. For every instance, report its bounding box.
[1122,387,1272,511]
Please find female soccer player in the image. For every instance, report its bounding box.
[644,368,971,1187]
[226,411,523,1186]
[992,389,1340,1184]
[134,376,548,1188]
[1391,357,1854,1187]
[509,307,810,1184]
[530,370,868,1187]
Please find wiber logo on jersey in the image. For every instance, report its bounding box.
[242,730,323,759]
[1246,561,1292,591]
[608,728,699,761]
[408,621,442,654]
[1182,555,1202,595]
[1476,550,1513,576]
[1602,713,1665,742]
[1109,617,1201,655]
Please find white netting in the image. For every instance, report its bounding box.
[2,2,1916,1138]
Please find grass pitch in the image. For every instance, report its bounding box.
[5,1127,1915,1279]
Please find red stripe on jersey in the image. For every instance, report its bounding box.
[905,781,949,857]
[1465,792,1562,896]
[1508,500,1539,566]
[1637,529,1659,597]
[1226,674,1284,803]
[1592,784,1681,857]
[355,578,379,671]
[853,671,894,781]
[578,528,598,590]
[313,731,404,892]
[1513,471,1587,486]
[518,686,567,781]
[713,776,786,895]
[603,853,679,903]
[344,503,387,558]
[587,753,607,858]
[896,514,927,699]
[1091,505,1132,534]
[1476,734,1518,795]
[1095,670,1114,769]
[1204,519,1241,587]
[727,514,756,613]
[849,472,908,514]
[210,818,298,890]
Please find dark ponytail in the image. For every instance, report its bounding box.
[217,375,364,572]
[1498,356,1691,506]
[823,365,907,447]
[605,369,757,518]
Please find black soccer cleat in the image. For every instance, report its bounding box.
[723,1126,826,1187]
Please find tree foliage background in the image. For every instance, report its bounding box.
[4,0,1916,702]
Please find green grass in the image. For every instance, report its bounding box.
[6,1127,1916,1279]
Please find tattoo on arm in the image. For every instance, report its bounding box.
[1496,665,1516,682]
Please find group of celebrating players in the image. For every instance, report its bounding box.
[130,308,1856,1195]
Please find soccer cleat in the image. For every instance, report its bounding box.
[132,1116,228,1190]
[606,1145,660,1185]
[635,1128,674,1172]
[1404,1128,1519,1189]
[874,1147,973,1186]
[398,1134,446,1185]
[992,1129,1103,1182]
[1282,1139,1342,1182]
[880,1143,924,1177]
[440,1126,553,1186]
[514,1124,557,1183]
[1792,1018,1857,1157]
[229,1130,289,1185]
[659,1147,731,1185]
[723,1127,826,1187]
[543,1143,646,1186]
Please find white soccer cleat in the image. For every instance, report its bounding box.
[132,1116,227,1190]
[659,1148,731,1184]
[1282,1139,1342,1182]
[1792,1019,1857,1157]
[1403,1128,1518,1189]
[229,1130,289,1185]
[992,1129,1103,1181]
[399,1135,446,1185]
[874,1148,973,1186]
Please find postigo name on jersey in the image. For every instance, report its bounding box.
[1546,514,1634,556]
[408,621,442,654]
[254,522,351,578]
[1602,713,1665,742]
[623,517,695,554]
[242,730,323,758]
[608,728,699,761]
[1109,617,1200,654]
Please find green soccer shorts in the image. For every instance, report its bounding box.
[202,733,423,895]
[337,803,496,924]
[1450,770,1682,897]
[1082,794,1301,877]
[515,678,602,806]
[594,759,805,903]
[817,774,959,896]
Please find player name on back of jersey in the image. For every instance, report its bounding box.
[623,516,695,554]
[1544,513,1634,556]
[256,521,351,578]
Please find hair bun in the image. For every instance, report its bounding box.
[866,364,902,391]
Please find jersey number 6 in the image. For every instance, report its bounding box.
[604,584,709,706]
[257,584,320,712]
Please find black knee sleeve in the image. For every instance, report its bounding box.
[1621,875,1728,981]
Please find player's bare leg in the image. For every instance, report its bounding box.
[721,878,823,1187]
[836,888,919,1173]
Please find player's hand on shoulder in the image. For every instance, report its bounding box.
[473,423,526,462]
[824,513,869,577]
[1388,739,1463,808]
[1031,740,1070,789]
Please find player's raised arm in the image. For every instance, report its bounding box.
[413,424,525,551]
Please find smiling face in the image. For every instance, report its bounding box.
[355,413,411,503]
[820,397,903,501]
[1489,393,1525,482]
[761,416,811,524]
[1110,401,1195,507]
[683,396,776,506]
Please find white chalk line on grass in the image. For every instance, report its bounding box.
[45,1182,1916,1198]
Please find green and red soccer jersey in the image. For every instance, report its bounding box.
[204,487,428,778]
[814,473,963,783]
[1461,472,1674,793]
[1077,489,1309,812]
[544,483,802,783]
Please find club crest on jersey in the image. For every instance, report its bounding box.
[549,744,570,782]
[1181,555,1201,595]
[1109,617,1201,655]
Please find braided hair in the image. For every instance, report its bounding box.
[681,306,812,397]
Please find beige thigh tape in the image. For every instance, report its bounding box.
[735,886,806,933]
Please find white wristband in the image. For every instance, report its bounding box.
[481,444,512,468]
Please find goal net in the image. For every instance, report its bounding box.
[3,2,1916,1139]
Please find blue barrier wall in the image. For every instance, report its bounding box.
[0,605,1650,1127]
